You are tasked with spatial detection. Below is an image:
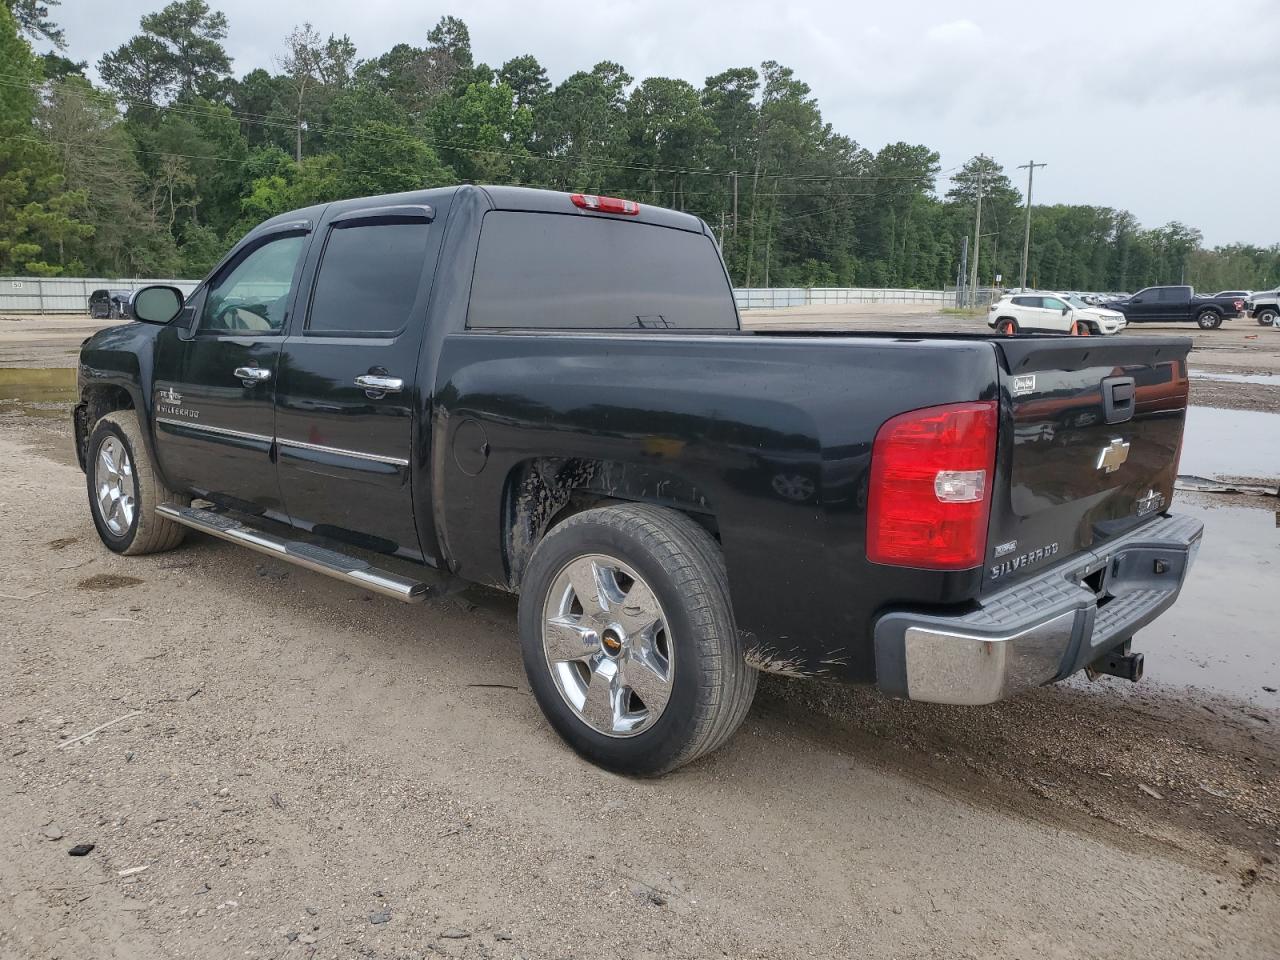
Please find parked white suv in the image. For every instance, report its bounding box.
[988,292,1127,336]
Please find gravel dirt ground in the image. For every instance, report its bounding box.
[2,309,1279,959]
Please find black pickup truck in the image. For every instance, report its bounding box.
[74,185,1202,774]
[1101,285,1244,329]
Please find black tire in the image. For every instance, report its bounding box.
[996,317,1019,336]
[1257,308,1279,327]
[517,504,757,776]
[1196,309,1222,330]
[86,411,187,556]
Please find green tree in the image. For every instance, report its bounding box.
[99,1,232,106]
[498,55,551,110]
[5,0,63,48]
[37,76,174,273]
[0,5,92,274]
[431,79,531,183]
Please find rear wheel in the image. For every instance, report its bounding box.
[1257,307,1279,327]
[1196,309,1223,330]
[86,411,187,555]
[518,503,756,776]
[996,318,1019,336]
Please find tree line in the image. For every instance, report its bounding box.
[2,0,1277,291]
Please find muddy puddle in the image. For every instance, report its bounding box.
[1112,496,1280,703]
[0,367,76,418]
[1189,369,1279,386]
[1179,406,1280,482]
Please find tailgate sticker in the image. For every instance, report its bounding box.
[1012,374,1036,397]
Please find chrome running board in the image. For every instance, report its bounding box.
[157,503,437,603]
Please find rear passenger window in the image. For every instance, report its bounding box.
[1012,296,1041,308]
[307,222,431,335]
[467,212,737,330]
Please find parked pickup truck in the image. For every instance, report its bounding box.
[73,185,1203,774]
[1101,285,1243,329]
[1245,289,1279,327]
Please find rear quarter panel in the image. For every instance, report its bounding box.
[432,331,1000,682]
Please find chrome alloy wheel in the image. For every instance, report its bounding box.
[95,435,136,537]
[541,554,674,737]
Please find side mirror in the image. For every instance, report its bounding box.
[1062,306,1071,315]
[1130,296,1142,303]
[131,285,184,325]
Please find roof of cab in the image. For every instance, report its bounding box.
[251,184,711,241]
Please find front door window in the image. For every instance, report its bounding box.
[201,235,306,334]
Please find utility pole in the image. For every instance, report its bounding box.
[968,164,985,307]
[1017,160,1047,291]
[732,171,742,236]
[957,235,969,308]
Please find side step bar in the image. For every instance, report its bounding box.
[157,504,437,603]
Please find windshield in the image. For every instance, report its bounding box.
[1063,294,1090,309]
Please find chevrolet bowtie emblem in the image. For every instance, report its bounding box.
[1097,437,1130,474]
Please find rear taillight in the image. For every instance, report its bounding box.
[867,401,998,570]
[571,193,640,215]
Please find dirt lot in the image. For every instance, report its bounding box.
[2,310,1279,959]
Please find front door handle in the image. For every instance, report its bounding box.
[355,374,403,399]
[234,366,272,387]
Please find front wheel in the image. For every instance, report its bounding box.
[1257,307,1279,327]
[86,411,187,555]
[518,504,757,776]
[996,318,1019,336]
[1196,309,1223,330]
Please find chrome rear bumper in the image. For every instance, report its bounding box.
[873,514,1203,705]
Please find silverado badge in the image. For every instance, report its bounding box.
[1096,438,1130,474]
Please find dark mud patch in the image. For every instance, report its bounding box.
[77,573,143,591]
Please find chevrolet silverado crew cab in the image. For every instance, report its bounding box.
[74,186,1203,775]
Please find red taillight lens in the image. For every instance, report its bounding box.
[571,193,640,215]
[867,401,998,570]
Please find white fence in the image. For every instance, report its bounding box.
[2,276,990,315]
[0,277,201,314]
[734,287,958,310]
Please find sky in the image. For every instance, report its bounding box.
[50,0,1280,247]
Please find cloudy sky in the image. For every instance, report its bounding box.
[53,0,1279,246]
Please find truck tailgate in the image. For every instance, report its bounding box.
[985,336,1191,592]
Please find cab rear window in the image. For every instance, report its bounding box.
[467,211,737,330]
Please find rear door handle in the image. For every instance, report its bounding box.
[355,374,403,398]
[234,366,271,386]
